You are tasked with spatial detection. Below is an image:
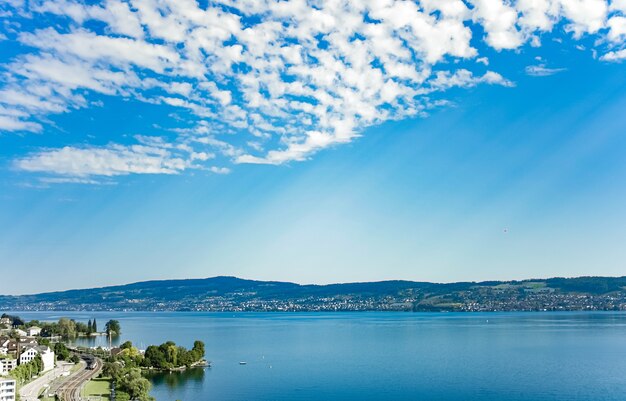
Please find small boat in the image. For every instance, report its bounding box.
[239,361,247,365]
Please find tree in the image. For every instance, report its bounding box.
[105,320,121,336]
[93,318,98,333]
[10,354,43,383]
[143,346,168,369]
[87,319,93,334]
[120,341,133,350]
[75,320,89,334]
[120,368,153,401]
[103,361,124,382]
[54,342,70,361]
[58,318,77,339]
[192,341,205,359]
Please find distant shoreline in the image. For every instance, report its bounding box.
[2,276,626,313]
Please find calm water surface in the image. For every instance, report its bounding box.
[13,311,626,401]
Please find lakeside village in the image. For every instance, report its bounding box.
[0,314,208,401]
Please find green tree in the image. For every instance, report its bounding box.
[75,320,89,334]
[93,318,98,333]
[192,340,205,359]
[10,354,43,384]
[103,361,124,382]
[120,368,153,401]
[54,342,70,361]
[105,320,121,336]
[58,318,77,339]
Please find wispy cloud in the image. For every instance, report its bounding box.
[525,64,567,77]
[16,140,194,177]
[1,0,626,182]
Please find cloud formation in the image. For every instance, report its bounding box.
[525,64,567,76]
[1,0,626,181]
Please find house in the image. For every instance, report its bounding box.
[0,378,15,401]
[0,338,17,356]
[18,338,37,349]
[19,346,55,372]
[13,330,26,338]
[0,360,17,376]
[26,327,41,337]
[0,318,10,328]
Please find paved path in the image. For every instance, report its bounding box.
[19,362,74,401]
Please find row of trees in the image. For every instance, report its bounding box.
[3,315,120,339]
[112,340,205,370]
[87,319,98,334]
[143,341,205,370]
[10,355,43,384]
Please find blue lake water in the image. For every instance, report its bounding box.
[12,311,626,401]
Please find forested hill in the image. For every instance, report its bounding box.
[2,276,626,312]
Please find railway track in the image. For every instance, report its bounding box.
[57,356,102,401]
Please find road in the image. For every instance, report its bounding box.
[19,362,74,401]
[57,356,103,401]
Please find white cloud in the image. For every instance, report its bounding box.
[471,0,523,50]
[430,70,515,89]
[525,64,567,76]
[0,115,42,132]
[15,141,195,177]
[559,0,608,37]
[38,177,108,185]
[600,48,626,60]
[0,0,625,180]
[209,166,231,174]
[607,15,626,41]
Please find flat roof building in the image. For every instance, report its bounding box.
[0,378,16,401]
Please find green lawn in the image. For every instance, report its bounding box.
[81,377,111,400]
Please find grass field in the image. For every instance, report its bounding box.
[81,377,111,400]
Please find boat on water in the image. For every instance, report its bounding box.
[239,361,247,365]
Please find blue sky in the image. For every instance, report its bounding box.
[1,0,626,294]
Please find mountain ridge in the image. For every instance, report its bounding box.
[2,275,626,312]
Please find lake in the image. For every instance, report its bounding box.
[12,311,626,401]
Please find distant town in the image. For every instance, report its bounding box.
[2,276,626,313]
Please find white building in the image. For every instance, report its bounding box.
[0,378,15,401]
[0,360,16,376]
[19,346,55,372]
[26,327,41,337]
[13,330,26,337]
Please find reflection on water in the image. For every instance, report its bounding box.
[144,368,206,389]
[71,334,121,348]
